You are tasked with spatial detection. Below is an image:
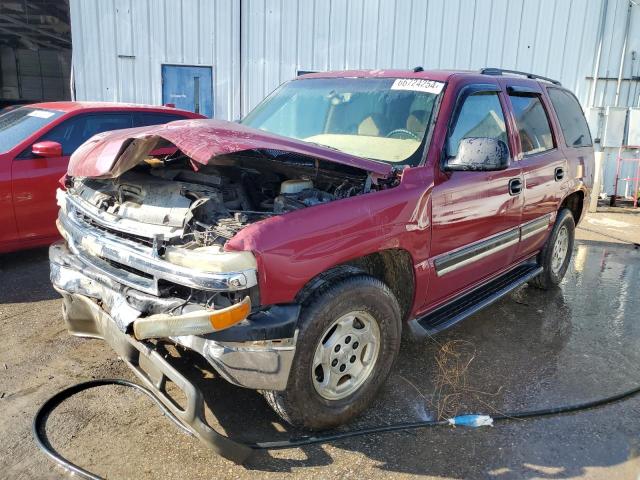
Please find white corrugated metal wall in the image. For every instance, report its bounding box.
[240,0,638,113]
[69,0,241,120]
[70,0,639,194]
[70,0,639,114]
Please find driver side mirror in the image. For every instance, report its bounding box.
[32,141,63,158]
[443,137,509,172]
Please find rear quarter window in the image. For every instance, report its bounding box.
[547,88,592,148]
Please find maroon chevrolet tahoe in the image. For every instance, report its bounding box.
[50,68,593,461]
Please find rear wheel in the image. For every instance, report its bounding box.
[530,208,575,289]
[263,275,401,430]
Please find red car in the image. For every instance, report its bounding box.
[51,69,593,462]
[0,102,203,253]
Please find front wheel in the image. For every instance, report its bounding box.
[530,208,575,290]
[263,275,401,430]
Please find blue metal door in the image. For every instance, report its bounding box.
[161,65,213,117]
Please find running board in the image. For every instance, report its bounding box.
[409,262,543,337]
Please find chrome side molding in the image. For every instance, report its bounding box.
[434,214,551,276]
[435,228,520,276]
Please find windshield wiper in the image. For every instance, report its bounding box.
[303,140,391,166]
[304,141,342,152]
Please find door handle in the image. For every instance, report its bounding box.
[554,167,565,181]
[508,178,522,196]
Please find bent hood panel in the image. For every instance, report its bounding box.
[67,119,393,178]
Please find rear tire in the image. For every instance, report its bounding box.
[530,208,575,290]
[263,275,401,430]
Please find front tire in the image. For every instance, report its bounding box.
[263,275,401,430]
[530,208,575,290]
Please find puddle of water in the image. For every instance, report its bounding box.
[367,241,640,424]
[587,217,633,228]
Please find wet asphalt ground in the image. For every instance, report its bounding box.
[1,212,639,480]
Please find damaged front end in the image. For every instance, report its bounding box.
[51,119,392,392]
[51,160,325,391]
[50,197,299,392]
[50,119,396,461]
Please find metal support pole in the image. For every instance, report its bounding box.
[589,151,606,212]
[615,1,633,107]
[589,0,609,107]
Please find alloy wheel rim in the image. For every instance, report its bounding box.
[551,226,569,274]
[312,311,381,401]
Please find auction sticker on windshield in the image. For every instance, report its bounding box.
[27,110,56,119]
[391,78,444,95]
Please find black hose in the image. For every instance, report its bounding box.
[33,378,640,479]
[32,379,193,480]
[251,382,640,449]
[492,382,640,420]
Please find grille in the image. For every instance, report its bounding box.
[74,210,155,247]
[102,257,154,280]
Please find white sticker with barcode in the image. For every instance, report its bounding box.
[391,78,444,94]
[28,110,55,119]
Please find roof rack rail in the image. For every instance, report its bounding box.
[479,68,561,86]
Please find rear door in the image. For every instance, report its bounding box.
[545,87,594,221]
[11,112,133,240]
[427,83,523,306]
[501,81,565,259]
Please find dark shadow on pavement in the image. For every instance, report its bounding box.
[0,247,58,304]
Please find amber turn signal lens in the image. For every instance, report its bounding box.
[209,296,251,330]
[133,296,252,340]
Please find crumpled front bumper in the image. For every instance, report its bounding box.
[50,240,302,462]
[50,241,299,392]
[56,288,254,463]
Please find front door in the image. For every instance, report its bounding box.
[11,112,133,240]
[0,152,18,247]
[162,65,213,118]
[426,84,523,307]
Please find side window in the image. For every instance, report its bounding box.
[40,113,132,156]
[547,89,592,147]
[447,92,508,157]
[508,94,554,155]
[133,113,188,127]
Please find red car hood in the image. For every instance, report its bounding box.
[67,119,393,178]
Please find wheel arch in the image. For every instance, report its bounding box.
[294,248,416,322]
[559,189,585,225]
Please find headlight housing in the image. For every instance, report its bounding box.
[163,245,257,273]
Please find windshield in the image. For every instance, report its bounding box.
[0,107,64,154]
[242,77,443,165]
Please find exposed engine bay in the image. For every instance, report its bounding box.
[68,149,394,249]
[57,147,398,316]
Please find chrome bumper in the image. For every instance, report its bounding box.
[54,290,253,463]
[57,199,257,295]
[50,242,297,391]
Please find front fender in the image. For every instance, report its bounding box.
[226,169,434,308]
